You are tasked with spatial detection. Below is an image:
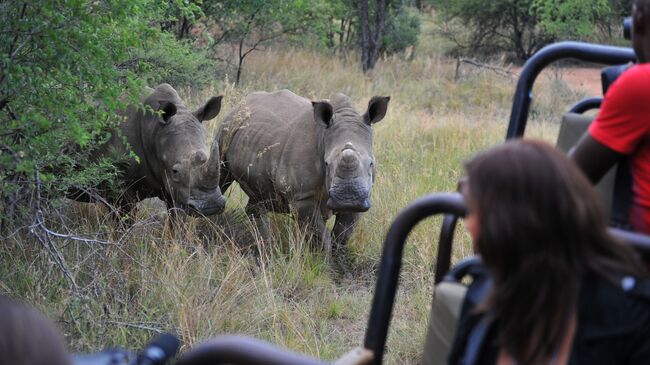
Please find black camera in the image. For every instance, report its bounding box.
[624,16,632,40]
[72,333,179,365]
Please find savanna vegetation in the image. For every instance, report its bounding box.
[0,0,630,363]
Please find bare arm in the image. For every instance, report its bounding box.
[569,133,623,184]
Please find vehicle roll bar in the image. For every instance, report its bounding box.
[507,41,635,140]
[363,193,466,364]
[569,97,602,114]
[175,336,328,365]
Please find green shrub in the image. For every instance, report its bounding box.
[382,6,421,56]
[125,32,217,89]
[0,0,209,228]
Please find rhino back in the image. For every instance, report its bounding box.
[219,90,325,205]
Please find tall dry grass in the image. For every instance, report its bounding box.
[1,41,585,364]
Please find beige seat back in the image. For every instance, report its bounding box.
[556,112,617,216]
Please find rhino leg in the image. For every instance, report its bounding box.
[332,212,359,248]
[294,201,331,253]
[245,200,271,242]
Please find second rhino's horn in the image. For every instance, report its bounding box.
[201,142,220,183]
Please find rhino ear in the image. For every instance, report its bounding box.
[312,101,333,128]
[158,101,177,125]
[363,96,390,125]
[194,95,223,122]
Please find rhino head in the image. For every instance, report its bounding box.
[312,94,390,213]
[152,94,226,216]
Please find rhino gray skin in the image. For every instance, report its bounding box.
[217,89,389,250]
[81,84,226,216]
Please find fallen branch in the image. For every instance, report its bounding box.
[29,161,79,291]
[455,57,518,81]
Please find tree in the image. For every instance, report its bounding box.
[198,0,326,85]
[358,0,390,72]
[433,0,611,61]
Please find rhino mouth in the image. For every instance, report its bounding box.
[327,180,370,212]
[186,195,226,216]
[327,197,371,212]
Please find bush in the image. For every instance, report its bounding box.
[124,32,217,89]
[382,6,421,56]
[0,0,209,228]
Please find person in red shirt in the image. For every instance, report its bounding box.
[571,0,650,234]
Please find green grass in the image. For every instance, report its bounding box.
[1,35,583,363]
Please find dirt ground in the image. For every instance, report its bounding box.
[511,65,604,96]
[555,67,603,95]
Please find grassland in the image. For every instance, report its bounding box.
[0,32,591,363]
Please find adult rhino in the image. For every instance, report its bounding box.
[216,89,389,251]
[73,83,226,217]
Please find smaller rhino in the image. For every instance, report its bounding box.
[217,89,389,251]
[73,84,226,217]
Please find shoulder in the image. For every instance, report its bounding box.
[604,64,650,103]
[579,273,650,330]
[588,64,650,153]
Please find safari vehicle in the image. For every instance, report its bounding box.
[75,19,650,365]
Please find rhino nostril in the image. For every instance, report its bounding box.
[172,163,182,176]
[187,201,199,211]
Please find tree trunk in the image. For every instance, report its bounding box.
[358,0,387,73]
[178,17,190,39]
[236,38,245,86]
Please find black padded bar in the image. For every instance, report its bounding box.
[364,193,467,364]
[507,42,635,140]
[434,214,460,284]
[175,336,328,365]
[569,97,602,114]
[443,256,481,283]
[610,227,650,256]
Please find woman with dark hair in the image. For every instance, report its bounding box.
[0,295,71,365]
[448,139,650,364]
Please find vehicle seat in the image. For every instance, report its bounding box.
[556,112,617,213]
[556,112,633,228]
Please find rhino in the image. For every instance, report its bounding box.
[73,83,226,217]
[216,89,389,251]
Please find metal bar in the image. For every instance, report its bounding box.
[363,193,467,364]
[569,97,602,114]
[174,336,329,365]
[610,227,650,256]
[507,41,635,140]
[434,214,460,284]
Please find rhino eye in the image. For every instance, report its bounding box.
[172,168,180,175]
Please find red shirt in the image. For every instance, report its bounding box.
[589,63,650,234]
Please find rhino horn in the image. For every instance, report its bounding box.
[339,149,359,171]
[200,142,221,183]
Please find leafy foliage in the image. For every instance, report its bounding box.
[0,0,210,225]
[533,0,612,39]
[382,6,421,56]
